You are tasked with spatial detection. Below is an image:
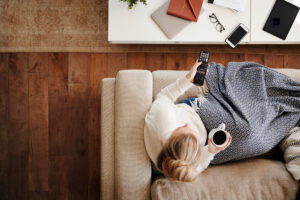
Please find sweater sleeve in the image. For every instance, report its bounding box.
[196,145,215,173]
[156,76,193,103]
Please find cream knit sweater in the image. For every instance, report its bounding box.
[144,76,215,173]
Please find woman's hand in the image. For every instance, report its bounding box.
[186,60,209,83]
[208,131,232,154]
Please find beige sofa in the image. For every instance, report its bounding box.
[101,69,300,200]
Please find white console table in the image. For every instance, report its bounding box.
[108,0,300,44]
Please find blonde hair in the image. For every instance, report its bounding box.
[156,133,202,182]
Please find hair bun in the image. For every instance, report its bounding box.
[162,158,195,181]
[156,133,202,182]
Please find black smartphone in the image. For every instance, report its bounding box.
[225,23,249,48]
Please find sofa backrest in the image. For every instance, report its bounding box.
[152,68,300,103]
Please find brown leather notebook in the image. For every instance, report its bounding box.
[167,0,204,22]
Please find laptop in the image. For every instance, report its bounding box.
[151,1,204,39]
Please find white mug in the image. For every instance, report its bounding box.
[208,123,229,147]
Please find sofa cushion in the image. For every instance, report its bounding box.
[115,70,153,200]
[275,68,300,82]
[151,159,299,200]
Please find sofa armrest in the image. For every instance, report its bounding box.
[101,78,116,200]
[115,70,153,200]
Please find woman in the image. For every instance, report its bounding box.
[144,61,232,182]
[145,60,300,183]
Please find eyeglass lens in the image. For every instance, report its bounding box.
[209,16,218,23]
[216,23,225,32]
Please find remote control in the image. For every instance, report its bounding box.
[194,50,210,86]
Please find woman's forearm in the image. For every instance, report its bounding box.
[156,76,193,102]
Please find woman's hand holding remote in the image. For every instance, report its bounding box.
[186,61,209,83]
[208,131,232,154]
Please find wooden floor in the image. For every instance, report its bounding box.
[1,52,300,200]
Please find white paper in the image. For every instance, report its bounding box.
[213,0,247,11]
[292,0,300,25]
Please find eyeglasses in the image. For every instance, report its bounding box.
[209,13,225,33]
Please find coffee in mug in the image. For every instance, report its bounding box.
[208,123,229,147]
[212,130,227,146]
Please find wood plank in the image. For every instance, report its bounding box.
[223,53,245,66]
[186,53,199,70]
[245,54,265,65]
[88,107,100,200]
[210,53,226,65]
[68,53,89,199]
[107,53,127,77]
[264,54,284,68]
[145,53,165,71]
[49,53,68,79]
[88,53,107,199]
[89,53,107,107]
[284,55,300,69]
[49,156,68,200]
[49,53,69,156]
[48,53,69,199]
[69,53,89,84]
[0,53,8,72]
[67,101,88,200]
[28,53,48,74]
[166,53,187,70]
[8,53,29,200]
[127,52,146,69]
[29,191,48,200]
[28,53,49,193]
[0,72,8,200]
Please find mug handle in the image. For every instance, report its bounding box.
[218,123,226,131]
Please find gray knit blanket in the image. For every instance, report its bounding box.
[197,62,300,164]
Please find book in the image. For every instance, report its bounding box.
[167,0,204,22]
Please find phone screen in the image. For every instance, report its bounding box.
[227,26,248,46]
